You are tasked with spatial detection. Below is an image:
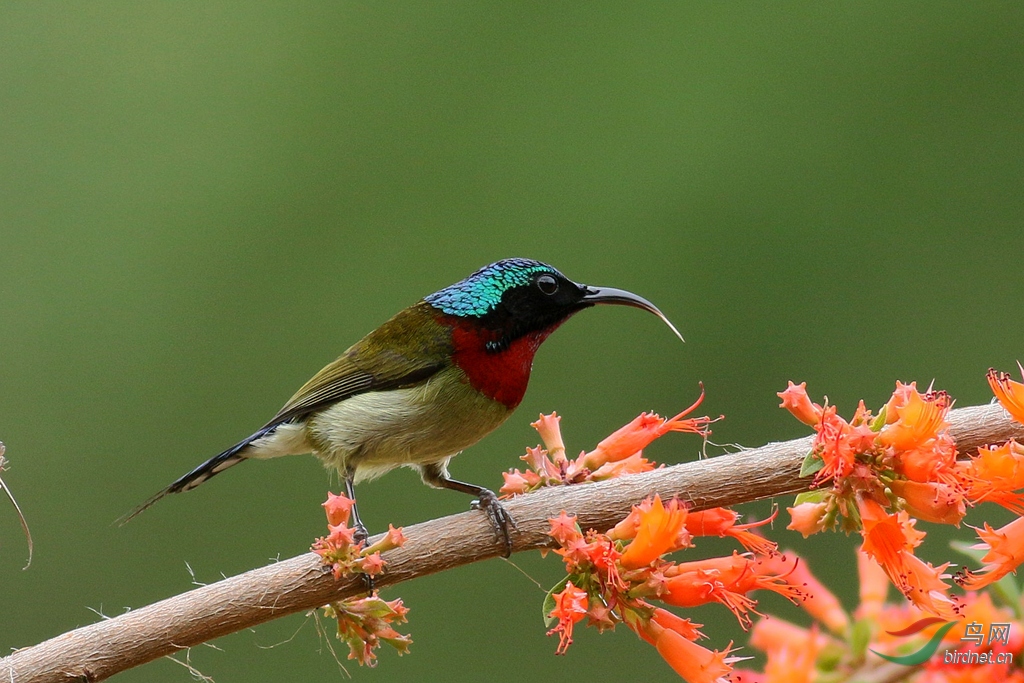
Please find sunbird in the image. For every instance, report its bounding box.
[125,258,682,554]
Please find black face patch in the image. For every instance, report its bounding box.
[480,271,591,351]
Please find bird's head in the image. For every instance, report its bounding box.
[425,258,683,352]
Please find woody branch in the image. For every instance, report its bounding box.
[2,403,1022,683]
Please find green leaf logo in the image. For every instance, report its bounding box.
[871,620,958,666]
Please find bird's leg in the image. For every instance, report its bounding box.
[343,466,370,545]
[420,462,516,557]
[343,466,375,593]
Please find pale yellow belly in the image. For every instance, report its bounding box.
[302,367,512,482]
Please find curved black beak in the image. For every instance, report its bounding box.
[580,286,684,343]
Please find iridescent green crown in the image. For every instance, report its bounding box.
[425,258,560,317]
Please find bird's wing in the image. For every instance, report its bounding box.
[267,354,441,425]
[266,302,453,426]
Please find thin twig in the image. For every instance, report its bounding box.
[0,443,33,570]
[1,403,1021,683]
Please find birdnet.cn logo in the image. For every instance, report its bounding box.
[871,617,1014,666]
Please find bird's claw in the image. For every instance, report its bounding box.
[471,489,516,558]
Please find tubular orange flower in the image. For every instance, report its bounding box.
[896,433,958,485]
[651,624,738,683]
[786,500,829,538]
[499,468,541,496]
[329,594,412,666]
[619,495,689,569]
[580,390,711,470]
[891,479,966,526]
[589,452,656,480]
[883,380,921,424]
[532,412,567,463]
[858,498,958,619]
[855,547,890,621]
[859,497,924,557]
[750,618,823,683]
[813,405,858,483]
[989,367,1024,425]
[363,524,407,555]
[650,607,704,642]
[547,582,589,655]
[777,381,823,426]
[685,507,778,556]
[962,440,1024,513]
[956,516,1024,590]
[750,617,830,654]
[323,491,355,526]
[660,553,803,628]
[548,511,583,546]
[877,389,951,452]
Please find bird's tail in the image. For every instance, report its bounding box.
[117,425,276,525]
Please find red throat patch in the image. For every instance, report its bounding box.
[448,320,555,408]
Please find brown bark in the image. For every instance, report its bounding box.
[2,403,1021,682]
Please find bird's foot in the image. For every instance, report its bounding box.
[352,522,370,547]
[471,489,516,558]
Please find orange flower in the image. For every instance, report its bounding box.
[858,498,958,619]
[531,412,567,463]
[619,495,689,569]
[589,452,656,480]
[650,607,704,642]
[581,390,711,470]
[896,433,958,485]
[961,441,1024,513]
[988,366,1024,425]
[891,479,966,526]
[787,500,829,538]
[499,468,541,496]
[883,381,922,423]
[660,553,803,628]
[956,516,1024,590]
[854,546,890,621]
[750,616,830,654]
[548,511,583,546]
[778,381,823,426]
[750,618,824,683]
[685,507,778,556]
[813,405,859,483]
[651,624,738,683]
[363,523,407,555]
[877,388,950,452]
[547,582,589,655]
[323,491,355,526]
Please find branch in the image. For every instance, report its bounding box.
[3,403,1021,682]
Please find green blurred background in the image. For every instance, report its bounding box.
[2,2,1023,680]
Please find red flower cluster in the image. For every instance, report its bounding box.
[323,595,412,667]
[500,389,718,496]
[781,371,1024,619]
[545,496,788,682]
[311,491,410,665]
[780,381,965,618]
[311,491,406,579]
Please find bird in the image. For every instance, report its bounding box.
[123,258,683,555]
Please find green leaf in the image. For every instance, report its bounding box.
[849,617,874,660]
[870,406,887,432]
[949,539,985,563]
[794,490,827,506]
[800,450,824,477]
[542,576,571,628]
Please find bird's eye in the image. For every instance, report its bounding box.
[536,274,559,295]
